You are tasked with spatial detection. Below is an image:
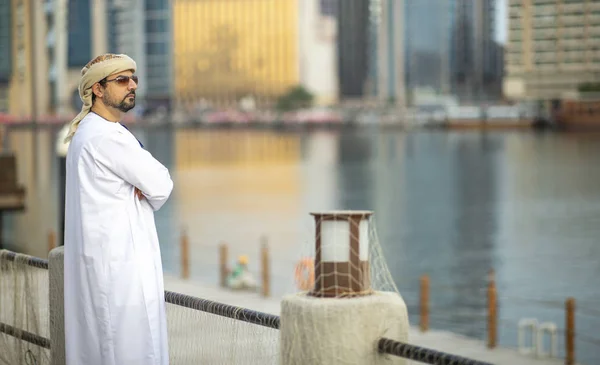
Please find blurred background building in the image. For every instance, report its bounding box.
[107,0,172,110]
[504,0,600,101]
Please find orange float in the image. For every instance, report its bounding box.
[294,257,315,291]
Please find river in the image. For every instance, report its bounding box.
[2,124,600,364]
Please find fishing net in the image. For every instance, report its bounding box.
[0,250,51,365]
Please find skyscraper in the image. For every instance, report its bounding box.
[451,0,501,102]
[6,0,49,117]
[404,0,452,101]
[298,0,339,105]
[337,0,371,98]
[375,0,405,106]
[107,0,149,105]
[173,0,300,107]
[107,0,172,111]
[376,0,501,105]
[67,0,92,67]
[145,0,172,106]
[0,0,11,112]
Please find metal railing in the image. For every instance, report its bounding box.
[1,251,493,365]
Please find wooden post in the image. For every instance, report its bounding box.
[420,275,429,332]
[566,297,575,365]
[487,269,497,349]
[48,230,56,252]
[261,236,270,297]
[181,231,189,279]
[219,242,228,288]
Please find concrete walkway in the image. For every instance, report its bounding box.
[163,275,574,365]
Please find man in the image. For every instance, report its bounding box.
[62,53,173,365]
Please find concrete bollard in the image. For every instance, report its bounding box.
[49,246,66,365]
[280,211,409,365]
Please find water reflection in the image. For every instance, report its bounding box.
[3,126,600,365]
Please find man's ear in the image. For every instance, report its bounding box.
[92,83,103,98]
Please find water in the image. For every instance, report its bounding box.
[2,125,600,364]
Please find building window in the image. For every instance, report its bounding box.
[0,85,8,113]
[320,0,337,17]
[146,0,168,11]
[146,18,169,34]
[147,41,168,56]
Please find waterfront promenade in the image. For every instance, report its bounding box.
[163,274,574,365]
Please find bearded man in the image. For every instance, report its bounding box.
[62,53,173,365]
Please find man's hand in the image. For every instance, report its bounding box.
[134,187,145,200]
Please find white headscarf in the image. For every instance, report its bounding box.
[63,53,137,143]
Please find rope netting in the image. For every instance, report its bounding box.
[3,239,599,364]
[0,250,51,365]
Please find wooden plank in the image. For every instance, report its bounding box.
[0,189,26,211]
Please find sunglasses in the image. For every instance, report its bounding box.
[104,75,139,86]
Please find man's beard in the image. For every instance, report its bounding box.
[104,92,136,112]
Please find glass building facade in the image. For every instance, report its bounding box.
[173,0,299,105]
[337,0,371,97]
[0,0,11,112]
[67,0,92,67]
[145,0,171,103]
[404,0,453,97]
[0,0,11,83]
[107,0,172,108]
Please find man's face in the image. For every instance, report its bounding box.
[100,70,138,112]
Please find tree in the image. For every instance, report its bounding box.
[276,85,314,111]
[578,83,600,93]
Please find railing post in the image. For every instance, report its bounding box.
[181,230,189,279]
[566,297,575,365]
[260,236,270,297]
[49,246,66,365]
[487,269,497,349]
[219,242,228,288]
[420,274,429,332]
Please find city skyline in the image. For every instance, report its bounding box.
[0,0,512,117]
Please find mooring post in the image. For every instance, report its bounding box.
[180,230,190,279]
[261,236,270,297]
[565,297,575,365]
[420,274,429,332]
[487,269,497,349]
[219,242,228,287]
